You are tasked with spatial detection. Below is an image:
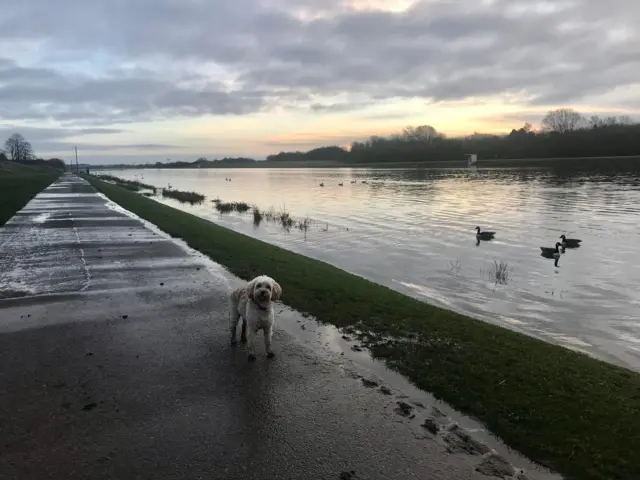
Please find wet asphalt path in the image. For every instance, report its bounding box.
[1,175,528,480]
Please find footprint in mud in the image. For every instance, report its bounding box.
[442,423,490,455]
[82,402,98,411]
[361,378,379,388]
[339,471,357,479]
[421,417,439,434]
[475,451,522,479]
[394,401,414,417]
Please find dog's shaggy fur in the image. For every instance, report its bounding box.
[229,275,282,361]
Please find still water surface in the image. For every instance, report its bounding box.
[103,166,640,370]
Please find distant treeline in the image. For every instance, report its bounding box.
[267,109,640,164]
[88,108,640,169]
[98,156,258,170]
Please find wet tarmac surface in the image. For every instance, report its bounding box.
[0,175,557,480]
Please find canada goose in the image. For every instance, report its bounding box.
[351,180,356,184]
[560,234,581,248]
[540,242,563,267]
[319,183,324,187]
[338,182,344,186]
[474,226,496,240]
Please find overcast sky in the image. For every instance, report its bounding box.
[1,0,638,164]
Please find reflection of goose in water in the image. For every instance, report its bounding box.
[474,226,495,240]
[540,242,563,267]
[560,234,582,248]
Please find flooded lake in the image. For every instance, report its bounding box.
[102,166,640,371]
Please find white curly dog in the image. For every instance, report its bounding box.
[229,275,283,361]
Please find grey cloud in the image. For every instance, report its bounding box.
[0,58,267,124]
[0,125,124,142]
[0,0,638,128]
[77,128,126,135]
[37,142,182,153]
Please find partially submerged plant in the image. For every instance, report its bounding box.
[161,188,205,205]
[489,260,512,285]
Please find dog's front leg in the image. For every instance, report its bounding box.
[246,327,257,361]
[230,310,240,345]
[240,318,247,343]
[264,325,275,358]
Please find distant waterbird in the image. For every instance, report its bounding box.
[474,226,496,240]
[338,182,344,186]
[560,234,582,248]
[319,183,324,187]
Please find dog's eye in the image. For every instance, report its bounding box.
[256,283,262,288]
[265,284,271,289]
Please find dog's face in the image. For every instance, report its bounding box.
[249,275,282,305]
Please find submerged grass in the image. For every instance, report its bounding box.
[215,200,251,214]
[97,174,157,193]
[0,162,61,226]
[84,175,640,480]
[252,205,264,226]
[490,260,512,285]
[218,200,312,232]
[161,188,205,205]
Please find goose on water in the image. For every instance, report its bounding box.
[474,226,496,240]
[560,234,581,248]
[338,182,344,186]
[319,183,324,187]
[540,242,563,267]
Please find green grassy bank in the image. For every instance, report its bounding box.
[0,162,61,226]
[84,175,640,480]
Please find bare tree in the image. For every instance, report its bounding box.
[402,125,441,143]
[587,115,606,129]
[541,108,584,133]
[4,133,34,161]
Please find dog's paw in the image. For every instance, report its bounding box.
[248,354,257,362]
[267,352,275,359]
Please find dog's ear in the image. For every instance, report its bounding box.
[271,280,282,301]
[245,278,258,300]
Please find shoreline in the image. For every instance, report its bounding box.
[83,174,640,480]
[89,154,640,171]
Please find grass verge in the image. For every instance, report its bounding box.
[84,175,640,480]
[0,162,61,226]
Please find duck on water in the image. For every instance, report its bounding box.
[540,242,564,267]
[474,226,496,240]
[560,234,582,248]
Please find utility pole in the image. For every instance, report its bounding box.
[75,146,79,173]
